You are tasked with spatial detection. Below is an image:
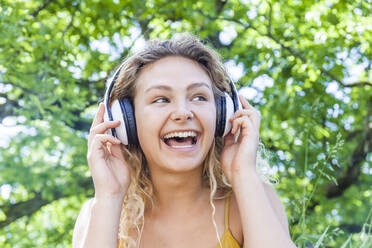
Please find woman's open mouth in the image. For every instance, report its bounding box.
[162,131,199,149]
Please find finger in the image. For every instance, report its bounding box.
[89,134,121,157]
[88,120,121,148]
[90,120,121,135]
[239,95,254,110]
[108,142,120,154]
[231,109,261,131]
[95,133,121,144]
[231,116,247,134]
[231,116,254,136]
[105,140,123,157]
[90,103,105,130]
[232,109,257,119]
[88,134,121,164]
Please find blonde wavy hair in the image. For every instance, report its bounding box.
[108,33,273,247]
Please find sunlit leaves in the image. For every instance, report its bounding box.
[0,0,371,247]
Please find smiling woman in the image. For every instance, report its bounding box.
[72,33,296,248]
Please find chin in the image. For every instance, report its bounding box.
[159,156,205,174]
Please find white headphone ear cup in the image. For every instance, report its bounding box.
[108,99,129,145]
[223,92,235,137]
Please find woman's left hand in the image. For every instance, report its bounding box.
[220,95,261,184]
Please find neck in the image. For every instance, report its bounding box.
[147,165,209,216]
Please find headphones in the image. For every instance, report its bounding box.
[104,62,242,145]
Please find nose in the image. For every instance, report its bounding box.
[170,102,194,122]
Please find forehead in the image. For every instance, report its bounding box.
[135,56,213,93]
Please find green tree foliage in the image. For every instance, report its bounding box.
[0,0,371,247]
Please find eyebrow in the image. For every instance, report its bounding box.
[145,82,211,93]
[187,82,211,91]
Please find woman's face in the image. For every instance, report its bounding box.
[134,56,216,174]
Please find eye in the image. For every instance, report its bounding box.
[192,95,207,101]
[152,97,169,103]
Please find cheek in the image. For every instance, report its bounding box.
[198,104,217,135]
[135,107,150,147]
[135,106,165,148]
[136,122,159,162]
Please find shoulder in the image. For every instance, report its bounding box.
[72,198,94,248]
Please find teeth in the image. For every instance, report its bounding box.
[163,131,197,139]
[170,145,193,148]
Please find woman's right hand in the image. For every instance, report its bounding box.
[87,102,131,200]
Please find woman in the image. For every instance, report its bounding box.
[72,34,296,248]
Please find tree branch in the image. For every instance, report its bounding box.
[2,81,43,99]
[215,0,227,14]
[0,178,92,228]
[31,0,55,18]
[0,192,50,228]
[339,223,365,234]
[218,17,371,88]
[0,79,101,132]
[62,13,74,38]
[337,81,372,88]
[291,95,372,228]
[325,95,372,198]
[0,93,22,122]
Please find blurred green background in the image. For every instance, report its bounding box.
[0,0,371,247]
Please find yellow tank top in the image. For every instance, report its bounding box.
[118,194,241,248]
[215,193,241,248]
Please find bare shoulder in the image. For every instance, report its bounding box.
[72,198,94,248]
[262,183,290,236]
